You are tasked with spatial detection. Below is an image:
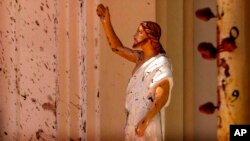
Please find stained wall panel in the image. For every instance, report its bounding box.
[0,0,20,140]
[0,0,89,140]
[216,0,250,140]
[0,0,58,140]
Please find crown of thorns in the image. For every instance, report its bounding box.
[140,21,161,42]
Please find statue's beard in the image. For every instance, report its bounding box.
[132,38,148,49]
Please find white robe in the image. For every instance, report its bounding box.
[125,53,173,141]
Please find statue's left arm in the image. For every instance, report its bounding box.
[135,79,170,137]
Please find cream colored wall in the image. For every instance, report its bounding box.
[193,1,217,141]
[183,0,195,140]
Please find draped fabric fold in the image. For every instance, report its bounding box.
[125,53,173,141]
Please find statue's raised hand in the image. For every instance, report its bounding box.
[96,4,110,23]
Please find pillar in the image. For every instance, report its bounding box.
[195,0,250,140]
[216,0,250,140]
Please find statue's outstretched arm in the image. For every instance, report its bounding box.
[96,4,140,63]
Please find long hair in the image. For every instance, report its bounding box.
[140,21,166,54]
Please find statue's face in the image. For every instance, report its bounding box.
[133,25,148,49]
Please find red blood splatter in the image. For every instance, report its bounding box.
[199,102,217,114]
[198,42,217,60]
[42,102,56,115]
[36,129,44,140]
[218,26,239,53]
[219,58,230,77]
[195,7,215,21]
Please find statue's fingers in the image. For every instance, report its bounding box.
[96,10,102,17]
[96,8,104,17]
[97,4,105,9]
[98,4,106,13]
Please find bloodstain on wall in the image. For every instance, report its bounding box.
[42,102,56,116]
[195,2,248,140]
[0,0,58,140]
[195,6,240,115]
[1,0,89,140]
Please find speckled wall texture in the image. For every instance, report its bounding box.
[0,0,89,140]
[0,0,161,141]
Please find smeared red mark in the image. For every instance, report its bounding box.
[195,7,215,21]
[40,6,44,11]
[36,129,44,140]
[46,3,49,9]
[199,102,217,114]
[42,102,56,115]
[198,27,239,61]
[10,17,16,23]
[147,96,154,102]
[217,87,221,109]
[218,26,239,53]
[221,79,226,91]
[218,58,230,77]
[35,20,40,26]
[198,42,217,59]
[219,38,237,52]
[83,121,86,133]
[21,94,27,100]
[97,91,100,98]
[217,116,222,128]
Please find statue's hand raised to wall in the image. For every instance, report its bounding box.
[96,4,110,23]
